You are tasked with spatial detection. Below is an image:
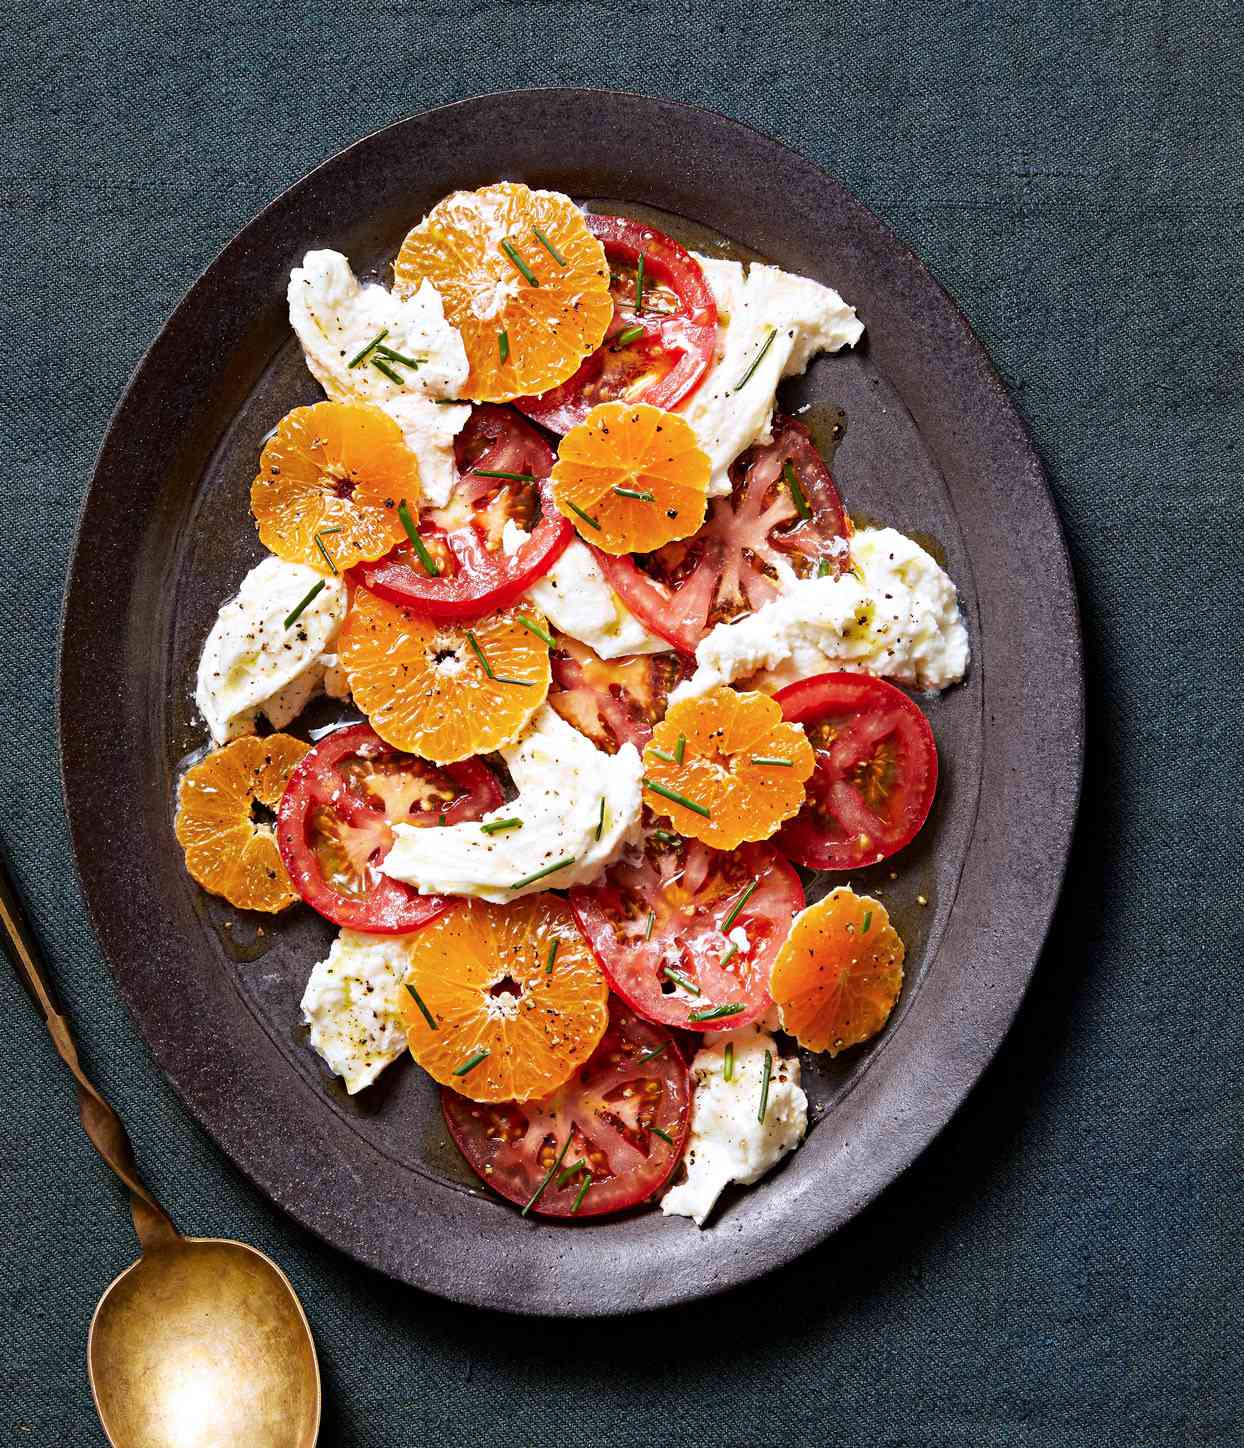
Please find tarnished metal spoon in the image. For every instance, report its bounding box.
[0,846,321,1447]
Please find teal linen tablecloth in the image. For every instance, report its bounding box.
[3,2,1241,1442]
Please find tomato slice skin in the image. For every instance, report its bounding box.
[570,837,804,1032]
[773,672,938,870]
[598,414,851,655]
[515,214,718,435]
[442,999,692,1217]
[349,405,572,621]
[276,722,502,933]
[547,635,691,754]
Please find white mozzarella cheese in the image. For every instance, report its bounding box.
[300,929,414,1093]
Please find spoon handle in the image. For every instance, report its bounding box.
[0,843,178,1253]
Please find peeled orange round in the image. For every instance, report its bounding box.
[551,401,709,554]
[175,734,309,912]
[251,401,418,570]
[399,895,609,1102]
[641,685,814,849]
[769,887,905,1055]
[339,588,550,763]
[394,183,612,403]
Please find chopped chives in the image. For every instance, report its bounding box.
[404,981,438,1031]
[398,499,440,577]
[437,812,447,826]
[644,910,656,941]
[674,734,686,764]
[564,500,602,531]
[688,1003,745,1023]
[634,251,646,312]
[719,941,739,967]
[532,226,568,266]
[650,1125,674,1146]
[649,747,677,764]
[612,324,646,349]
[465,629,496,677]
[570,1172,593,1214]
[375,344,423,368]
[498,330,510,364]
[500,239,540,286]
[757,1048,773,1122]
[644,778,711,818]
[283,579,325,629]
[480,817,523,835]
[347,327,388,367]
[595,796,606,842]
[434,398,465,405]
[749,755,793,767]
[723,1041,734,1082]
[782,460,811,520]
[314,531,338,574]
[453,1048,490,1077]
[494,676,534,688]
[612,486,655,502]
[637,1041,667,1064]
[721,879,758,931]
[650,828,681,845]
[370,355,405,385]
[817,558,832,577]
[516,614,555,647]
[472,468,537,482]
[662,964,701,996]
[556,1159,586,1190]
[522,1132,572,1216]
[861,910,873,934]
[733,325,777,392]
[510,857,576,889]
[545,937,560,975]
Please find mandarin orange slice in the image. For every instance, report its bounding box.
[250,401,418,570]
[400,895,609,1102]
[394,183,612,403]
[641,685,814,849]
[769,887,904,1055]
[175,734,309,912]
[339,588,550,763]
[551,401,709,554]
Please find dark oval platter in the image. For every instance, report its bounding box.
[58,90,1084,1315]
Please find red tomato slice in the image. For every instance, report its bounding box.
[570,836,804,1032]
[515,214,718,434]
[774,672,938,870]
[442,999,691,1217]
[276,722,502,932]
[597,414,851,654]
[547,635,691,754]
[350,404,572,621]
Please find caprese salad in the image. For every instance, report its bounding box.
[179,183,968,1227]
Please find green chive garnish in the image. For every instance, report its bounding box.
[472,468,537,482]
[532,227,567,266]
[404,981,438,1031]
[651,828,681,845]
[637,1041,667,1064]
[375,345,423,368]
[545,937,560,975]
[612,486,655,502]
[555,1160,584,1190]
[861,910,873,934]
[757,1048,773,1122]
[398,499,440,577]
[649,748,677,764]
[347,328,388,367]
[314,531,338,574]
[650,1125,674,1146]
[522,1133,571,1217]
[723,1041,734,1082]
[662,965,700,996]
[719,942,739,967]
[644,779,711,818]
[733,325,777,391]
[634,251,646,312]
[721,879,758,931]
[370,355,405,386]
[782,460,811,520]
[644,910,656,941]
[516,614,555,647]
[284,579,325,629]
[674,734,686,764]
[613,324,646,349]
[565,500,602,531]
[438,812,447,826]
[749,756,793,767]
[510,857,576,890]
[434,398,465,405]
[570,1172,593,1214]
[595,796,606,842]
[498,330,510,363]
[480,817,523,835]
[453,1048,490,1077]
[817,558,832,577]
[500,240,539,286]
[688,1003,745,1023]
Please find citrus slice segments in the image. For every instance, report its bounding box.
[399,895,609,1103]
[641,685,814,848]
[339,587,550,763]
[175,734,310,912]
[250,400,419,570]
[551,400,710,554]
[769,887,905,1055]
[394,183,613,404]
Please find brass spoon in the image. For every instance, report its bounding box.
[0,848,321,1447]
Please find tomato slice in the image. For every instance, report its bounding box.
[276,722,502,932]
[773,672,938,870]
[515,214,718,435]
[570,836,804,1032]
[547,635,691,754]
[597,414,851,654]
[442,998,691,1217]
[350,404,572,621]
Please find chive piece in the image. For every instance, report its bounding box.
[347,327,388,367]
[370,356,405,386]
[595,796,606,842]
[398,499,441,577]
[500,239,540,286]
[612,323,646,350]
[650,1125,674,1146]
[757,1048,773,1122]
[284,579,325,628]
[532,226,567,266]
[314,531,338,575]
[637,1041,667,1064]
[434,398,465,405]
[649,747,677,764]
[612,486,656,502]
[750,755,793,767]
[438,812,447,826]
[723,1041,734,1082]
[861,909,873,934]
[556,1160,585,1190]
[674,734,686,764]
[634,251,646,312]
[570,1172,593,1214]
[493,676,535,688]
[721,879,758,932]
[650,828,681,845]
[472,468,537,482]
[719,942,739,967]
[465,629,495,678]
[564,500,602,531]
[644,779,711,818]
[662,965,701,996]
[522,1132,572,1217]
[817,558,832,577]
[404,981,438,1031]
[516,614,555,647]
[375,345,424,368]
[782,459,811,520]
[688,1003,745,1023]
[733,325,777,392]
[498,330,510,364]
[480,817,523,835]
[644,910,656,941]
[510,857,576,889]
[453,1048,490,1077]
[545,937,560,975]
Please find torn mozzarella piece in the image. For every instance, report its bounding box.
[300,929,413,1093]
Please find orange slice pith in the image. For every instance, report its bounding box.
[642,685,815,849]
[394,183,612,403]
[250,401,418,570]
[551,401,710,554]
[174,734,309,912]
[770,887,905,1055]
[339,588,550,763]
[400,895,609,1102]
